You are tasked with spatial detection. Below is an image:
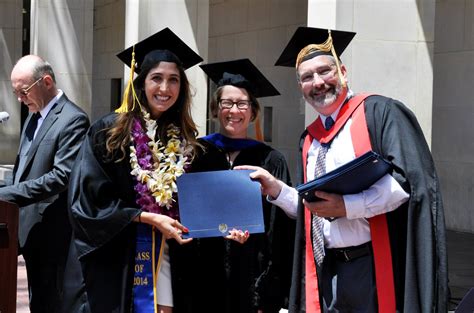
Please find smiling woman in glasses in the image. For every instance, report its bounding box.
[169,59,296,313]
[214,89,256,142]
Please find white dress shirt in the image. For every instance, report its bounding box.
[271,106,409,248]
[34,90,63,139]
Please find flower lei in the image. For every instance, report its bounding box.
[129,112,192,218]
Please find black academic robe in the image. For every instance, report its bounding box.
[288,95,448,312]
[169,138,296,313]
[62,113,144,313]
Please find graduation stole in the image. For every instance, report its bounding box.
[302,94,396,313]
[133,224,165,313]
[202,133,264,152]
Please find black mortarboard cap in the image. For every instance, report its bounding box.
[199,59,280,98]
[275,27,356,67]
[116,27,203,72]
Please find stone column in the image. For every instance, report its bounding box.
[0,0,23,165]
[306,0,436,147]
[29,0,94,117]
[124,0,209,135]
[432,0,474,232]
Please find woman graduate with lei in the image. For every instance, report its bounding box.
[64,28,202,313]
[169,59,296,313]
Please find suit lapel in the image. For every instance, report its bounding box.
[21,95,66,174]
[18,114,35,153]
[13,114,36,182]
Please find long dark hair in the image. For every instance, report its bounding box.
[105,50,199,161]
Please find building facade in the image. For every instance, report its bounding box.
[0,0,473,233]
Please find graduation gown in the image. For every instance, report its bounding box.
[62,113,146,313]
[288,95,448,312]
[169,136,296,313]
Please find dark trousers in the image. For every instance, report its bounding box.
[321,249,378,313]
[21,218,70,313]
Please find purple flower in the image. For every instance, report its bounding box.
[134,182,148,194]
[130,117,179,218]
[135,136,149,146]
[138,156,152,169]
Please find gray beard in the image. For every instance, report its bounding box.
[308,85,342,110]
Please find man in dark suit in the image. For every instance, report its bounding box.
[0,55,89,313]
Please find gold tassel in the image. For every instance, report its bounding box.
[115,46,143,113]
[295,30,346,87]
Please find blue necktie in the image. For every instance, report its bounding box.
[25,113,40,141]
[311,116,335,266]
[325,116,335,130]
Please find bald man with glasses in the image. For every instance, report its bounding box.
[0,55,89,313]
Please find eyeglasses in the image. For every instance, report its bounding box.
[298,65,336,84]
[219,99,251,110]
[13,77,44,97]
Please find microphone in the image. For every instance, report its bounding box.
[0,112,9,123]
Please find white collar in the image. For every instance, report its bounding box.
[39,90,63,118]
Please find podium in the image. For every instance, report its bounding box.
[0,200,18,313]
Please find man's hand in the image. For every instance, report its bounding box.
[233,165,284,199]
[303,191,347,218]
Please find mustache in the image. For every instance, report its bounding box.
[311,86,336,97]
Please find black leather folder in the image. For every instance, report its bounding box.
[455,287,474,313]
[177,170,264,238]
[296,151,391,202]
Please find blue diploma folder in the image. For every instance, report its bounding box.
[177,170,265,238]
[296,151,392,202]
